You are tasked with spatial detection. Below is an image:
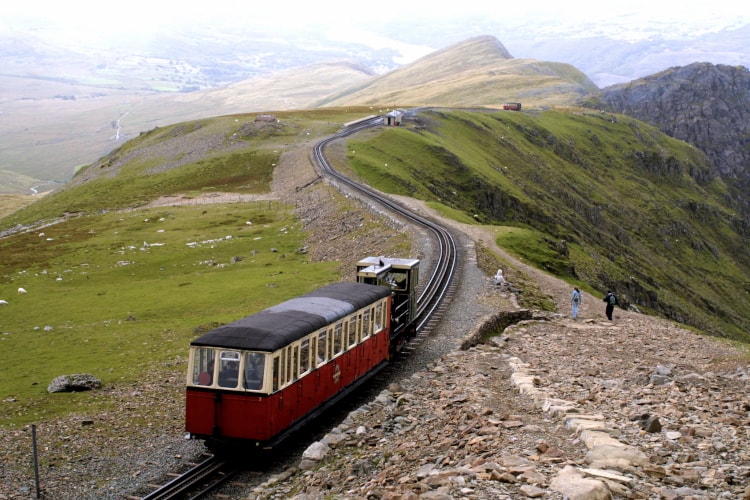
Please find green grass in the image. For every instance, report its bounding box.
[474,238,557,312]
[0,107,402,429]
[0,194,40,218]
[0,203,338,427]
[1,108,375,226]
[495,227,573,277]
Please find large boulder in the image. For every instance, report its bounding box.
[47,374,102,393]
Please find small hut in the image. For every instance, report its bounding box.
[384,110,403,126]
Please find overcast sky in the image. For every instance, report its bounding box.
[4,0,748,67]
[6,0,748,34]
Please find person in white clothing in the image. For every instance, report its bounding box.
[571,287,582,319]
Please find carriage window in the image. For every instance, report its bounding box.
[363,309,371,338]
[300,339,310,376]
[346,318,356,348]
[310,335,318,367]
[192,347,216,386]
[356,313,366,341]
[374,301,384,332]
[290,345,299,381]
[272,355,280,392]
[284,346,291,382]
[217,350,240,388]
[279,348,288,388]
[243,352,265,391]
[386,270,408,291]
[317,332,327,366]
[333,323,344,356]
[349,316,358,343]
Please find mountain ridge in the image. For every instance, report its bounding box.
[0,35,601,186]
[315,36,598,109]
[0,30,750,188]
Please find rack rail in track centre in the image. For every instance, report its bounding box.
[137,455,240,500]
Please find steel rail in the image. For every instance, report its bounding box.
[312,116,458,331]
[140,455,238,500]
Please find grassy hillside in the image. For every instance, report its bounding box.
[0,107,388,427]
[1,109,365,226]
[3,105,748,430]
[338,108,750,342]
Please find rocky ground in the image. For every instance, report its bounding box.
[230,194,750,499]
[1,133,749,499]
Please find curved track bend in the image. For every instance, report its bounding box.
[313,116,459,330]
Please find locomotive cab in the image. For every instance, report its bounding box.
[356,257,419,345]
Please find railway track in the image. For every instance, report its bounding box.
[135,455,241,500]
[140,114,459,500]
[313,116,459,330]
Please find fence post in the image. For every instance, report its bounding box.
[32,424,41,499]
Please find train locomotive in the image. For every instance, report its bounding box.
[184,256,420,451]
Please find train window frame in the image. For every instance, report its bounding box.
[349,315,359,343]
[346,316,357,348]
[291,344,299,381]
[191,347,217,387]
[355,313,365,341]
[346,314,362,345]
[272,355,280,392]
[317,331,327,366]
[386,270,408,291]
[310,335,319,368]
[280,348,288,388]
[243,352,266,391]
[374,300,384,333]
[363,308,371,339]
[217,350,241,389]
[332,323,344,357]
[299,338,311,376]
[284,346,291,382]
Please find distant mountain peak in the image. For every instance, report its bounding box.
[429,35,514,60]
[316,34,594,109]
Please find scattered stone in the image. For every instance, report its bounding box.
[639,414,662,433]
[47,374,102,393]
[302,441,330,461]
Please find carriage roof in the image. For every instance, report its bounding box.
[190,282,391,352]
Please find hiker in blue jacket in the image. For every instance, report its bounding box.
[571,287,582,319]
[603,290,618,321]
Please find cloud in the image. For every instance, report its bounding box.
[4,0,748,40]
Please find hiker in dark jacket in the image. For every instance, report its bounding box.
[603,290,617,321]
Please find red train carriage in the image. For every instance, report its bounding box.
[184,257,419,450]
